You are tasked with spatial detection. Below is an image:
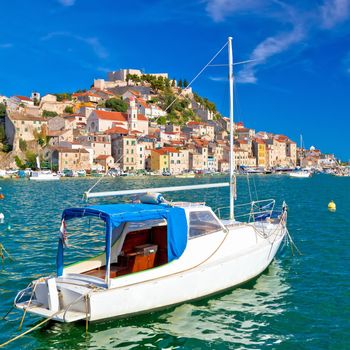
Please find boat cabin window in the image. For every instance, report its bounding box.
[189,211,222,238]
[63,217,107,268]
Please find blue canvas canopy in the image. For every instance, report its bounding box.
[56,203,188,278]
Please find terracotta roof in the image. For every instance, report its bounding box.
[152,149,168,155]
[237,127,250,132]
[187,121,202,126]
[94,110,128,121]
[162,131,179,135]
[162,147,179,153]
[137,114,148,121]
[136,98,150,108]
[47,130,69,137]
[95,155,113,160]
[15,95,32,101]
[105,126,128,135]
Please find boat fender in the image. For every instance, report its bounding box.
[139,192,165,204]
[328,200,336,212]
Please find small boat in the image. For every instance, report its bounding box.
[289,169,312,178]
[14,37,289,324]
[175,172,196,178]
[77,170,87,177]
[29,170,60,181]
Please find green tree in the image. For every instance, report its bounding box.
[157,116,167,125]
[64,106,74,114]
[0,103,7,117]
[2,143,12,152]
[15,156,26,169]
[42,110,58,118]
[105,98,128,112]
[25,151,37,169]
[178,79,183,88]
[171,79,176,88]
[0,124,5,142]
[55,93,72,101]
[19,138,27,152]
[183,79,189,88]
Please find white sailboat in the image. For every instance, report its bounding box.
[29,156,60,181]
[289,135,312,178]
[14,37,288,323]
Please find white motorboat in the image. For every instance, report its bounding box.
[14,37,289,323]
[289,169,312,178]
[29,170,60,181]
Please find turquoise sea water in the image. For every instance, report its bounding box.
[0,174,349,349]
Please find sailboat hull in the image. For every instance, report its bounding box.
[15,222,286,323]
[88,229,284,321]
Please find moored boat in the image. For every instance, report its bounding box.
[289,168,312,178]
[14,37,289,324]
[29,170,60,181]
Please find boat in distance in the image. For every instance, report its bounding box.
[29,170,60,181]
[14,37,289,323]
[289,168,312,178]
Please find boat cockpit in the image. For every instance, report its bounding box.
[59,204,224,282]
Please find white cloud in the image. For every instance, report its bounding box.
[237,24,305,83]
[206,0,264,22]
[208,75,227,82]
[41,32,108,59]
[58,0,75,6]
[320,0,350,29]
[205,0,350,84]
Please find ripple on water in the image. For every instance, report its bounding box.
[0,175,349,349]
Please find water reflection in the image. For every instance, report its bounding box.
[33,260,291,349]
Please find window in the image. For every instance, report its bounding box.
[189,211,222,238]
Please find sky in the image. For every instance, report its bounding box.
[0,0,349,160]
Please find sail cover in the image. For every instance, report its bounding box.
[57,203,188,276]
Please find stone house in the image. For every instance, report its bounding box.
[5,113,48,149]
[47,129,74,146]
[39,94,74,115]
[112,135,141,172]
[87,101,148,135]
[95,155,115,170]
[51,147,90,171]
[151,148,169,174]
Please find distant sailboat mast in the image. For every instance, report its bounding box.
[228,37,235,220]
[36,156,41,170]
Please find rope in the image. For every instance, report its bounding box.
[0,292,90,348]
[246,174,253,202]
[85,40,229,198]
[163,41,228,113]
[18,279,41,330]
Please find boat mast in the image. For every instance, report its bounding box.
[228,37,235,220]
[300,134,303,166]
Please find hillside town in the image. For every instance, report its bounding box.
[0,68,338,175]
